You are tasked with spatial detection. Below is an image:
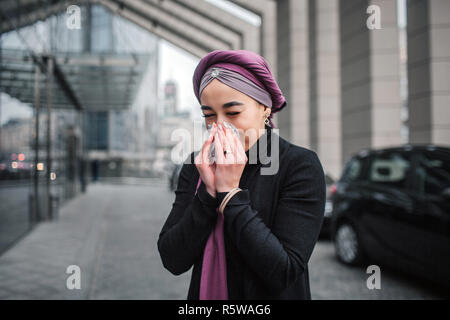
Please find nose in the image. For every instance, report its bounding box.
[215,115,225,125]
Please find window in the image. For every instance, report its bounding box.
[415,150,450,195]
[369,152,410,188]
[341,158,362,182]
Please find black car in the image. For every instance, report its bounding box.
[319,173,336,238]
[330,145,450,288]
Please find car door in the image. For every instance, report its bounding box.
[410,148,450,284]
[360,150,419,266]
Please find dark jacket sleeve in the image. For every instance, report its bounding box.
[158,152,220,275]
[217,147,326,294]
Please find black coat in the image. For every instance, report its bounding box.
[158,125,326,299]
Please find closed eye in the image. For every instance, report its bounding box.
[202,112,240,118]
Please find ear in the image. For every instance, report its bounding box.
[259,104,268,112]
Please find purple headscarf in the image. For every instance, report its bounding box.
[200,66,273,110]
[193,50,287,128]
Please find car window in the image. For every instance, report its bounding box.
[415,150,450,195]
[341,158,362,182]
[369,152,410,188]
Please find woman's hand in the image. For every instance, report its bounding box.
[194,123,217,198]
[214,123,248,193]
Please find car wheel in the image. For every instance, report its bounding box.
[334,222,364,265]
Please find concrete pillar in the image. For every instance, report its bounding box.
[229,0,277,73]
[309,0,342,180]
[276,0,310,146]
[407,0,450,145]
[339,0,402,164]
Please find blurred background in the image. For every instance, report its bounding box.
[0,0,449,299]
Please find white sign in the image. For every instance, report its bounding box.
[66,265,81,290]
[366,264,381,289]
[366,5,382,30]
[66,5,81,30]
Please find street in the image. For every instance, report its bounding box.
[0,182,447,299]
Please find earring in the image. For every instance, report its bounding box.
[264,114,270,126]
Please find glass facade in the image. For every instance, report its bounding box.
[0,95,35,252]
[0,4,158,254]
[84,112,109,151]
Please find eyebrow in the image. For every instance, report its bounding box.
[201,101,244,110]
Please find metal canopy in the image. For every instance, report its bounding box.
[0,0,86,34]
[1,48,150,111]
[0,0,262,59]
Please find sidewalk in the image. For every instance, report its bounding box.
[1,181,445,300]
[0,181,191,299]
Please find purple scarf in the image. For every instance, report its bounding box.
[195,177,228,300]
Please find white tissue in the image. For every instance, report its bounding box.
[207,121,240,163]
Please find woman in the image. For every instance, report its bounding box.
[158,50,326,300]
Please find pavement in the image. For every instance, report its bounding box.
[0,181,191,299]
[309,239,448,299]
[0,182,447,300]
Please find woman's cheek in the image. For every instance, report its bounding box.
[229,117,246,130]
[204,117,215,126]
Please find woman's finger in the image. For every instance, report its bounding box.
[218,125,230,153]
[215,127,225,164]
[218,125,234,163]
[224,127,237,156]
[202,124,216,165]
[233,132,247,164]
[232,130,245,154]
[224,127,238,164]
